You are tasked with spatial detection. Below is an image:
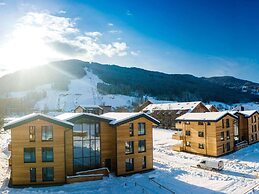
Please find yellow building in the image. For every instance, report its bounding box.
[173,112,238,156]
[4,113,74,186]
[4,111,159,186]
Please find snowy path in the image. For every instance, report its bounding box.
[0,128,259,194]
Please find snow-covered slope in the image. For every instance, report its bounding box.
[8,68,136,111]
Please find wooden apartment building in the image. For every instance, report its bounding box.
[142,101,209,129]
[4,113,74,186]
[172,112,238,156]
[5,112,159,186]
[232,110,259,144]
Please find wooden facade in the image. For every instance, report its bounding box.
[235,111,259,144]
[5,114,73,186]
[173,113,237,157]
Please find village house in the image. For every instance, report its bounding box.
[205,104,219,112]
[5,112,159,186]
[142,101,209,129]
[172,112,238,157]
[74,105,104,115]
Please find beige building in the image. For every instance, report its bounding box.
[172,112,238,156]
[142,101,209,129]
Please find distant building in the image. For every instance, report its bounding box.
[142,101,209,129]
[5,112,159,185]
[135,100,153,112]
[99,105,112,113]
[205,105,219,112]
[74,105,104,115]
[173,112,238,156]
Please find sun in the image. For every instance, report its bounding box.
[0,24,65,72]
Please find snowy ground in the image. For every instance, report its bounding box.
[0,128,259,194]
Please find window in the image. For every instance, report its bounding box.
[251,135,254,142]
[226,131,230,140]
[198,131,204,137]
[198,122,203,125]
[226,142,231,151]
[186,141,191,147]
[222,144,225,153]
[198,143,204,149]
[252,116,254,123]
[255,133,258,141]
[129,123,134,137]
[30,168,36,182]
[73,123,101,172]
[222,119,225,128]
[42,126,53,141]
[254,115,257,123]
[226,119,230,128]
[42,147,54,162]
[220,132,224,141]
[138,140,146,153]
[252,125,254,132]
[125,158,134,172]
[185,121,190,125]
[24,148,36,163]
[142,156,146,169]
[125,141,134,154]
[185,130,191,136]
[42,167,54,182]
[138,123,146,135]
[29,126,36,142]
[207,122,211,126]
[255,125,257,132]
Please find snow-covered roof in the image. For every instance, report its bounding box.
[4,113,74,129]
[234,110,258,117]
[142,101,203,112]
[55,112,111,121]
[176,112,237,122]
[76,105,103,110]
[101,112,160,125]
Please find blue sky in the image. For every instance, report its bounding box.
[0,0,259,82]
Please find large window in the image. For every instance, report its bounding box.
[24,148,36,163]
[138,140,146,153]
[220,132,224,141]
[125,141,134,154]
[222,119,225,128]
[226,142,231,151]
[30,168,36,182]
[129,123,134,137]
[42,147,54,162]
[42,126,53,141]
[185,130,191,136]
[198,143,204,149]
[226,131,230,140]
[125,158,134,172]
[138,123,146,135]
[29,126,36,142]
[186,141,191,147]
[42,167,54,182]
[73,123,100,171]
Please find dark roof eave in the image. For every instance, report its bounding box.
[111,114,160,126]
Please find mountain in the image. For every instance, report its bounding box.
[0,59,258,113]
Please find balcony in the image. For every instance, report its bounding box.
[172,131,183,140]
[8,143,11,151]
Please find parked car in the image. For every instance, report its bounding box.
[197,160,224,171]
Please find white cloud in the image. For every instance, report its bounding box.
[0,2,6,6]
[0,12,129,70]
[58,10,66,14]
[109,30,122,34]
[130,51,139,56]
[107,23,114,26]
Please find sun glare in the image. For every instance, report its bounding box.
[0,25,65,71]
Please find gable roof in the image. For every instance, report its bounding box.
[55,113,111,122]
[234,110,258,118]
[176,112,237,122]
[75,105,103,110]
[101,112,160,126]
[142,101,204,113]
[4,113,74,130]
